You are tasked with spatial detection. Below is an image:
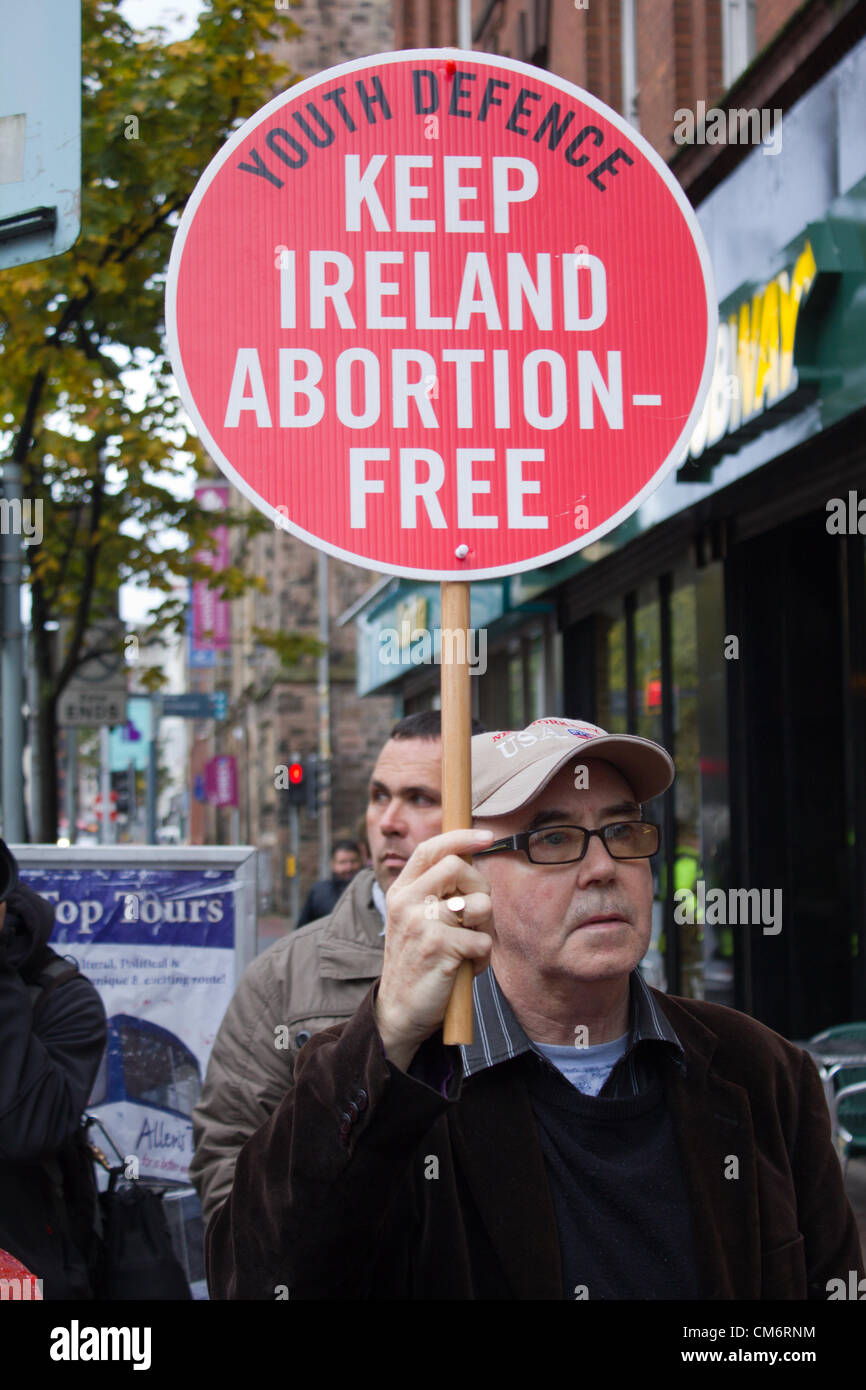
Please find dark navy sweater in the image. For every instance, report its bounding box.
[524,1051,702,1300]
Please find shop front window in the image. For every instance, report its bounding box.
[634,586,663,744]
[508,643,523,725]
[670,575,703,999]
[695,563,733,1006]
[595,601,627,733]
[502,628,547,726]
[633,587,666,990]
[527,632,544,721]
[593,567,730,1000]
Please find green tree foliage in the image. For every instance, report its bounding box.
[0,0,322,838]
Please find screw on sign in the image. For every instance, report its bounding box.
[167,50,716,1037]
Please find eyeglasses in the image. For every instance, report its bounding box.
[473,821,660,865]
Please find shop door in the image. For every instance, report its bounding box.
[727,513,853,1038]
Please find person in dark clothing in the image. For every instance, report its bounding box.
[209,717,863,1300]
[295,840,362,929]
[0,838,107,1298]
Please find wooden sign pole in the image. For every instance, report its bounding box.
[440,579,474,1045]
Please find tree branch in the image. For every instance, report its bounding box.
[53,447,107,696]
[45,501,87,607]
[11,368,47,465]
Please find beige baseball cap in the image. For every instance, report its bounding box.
[471,717,675,816]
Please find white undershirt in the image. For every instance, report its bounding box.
[532,1034,629,1096]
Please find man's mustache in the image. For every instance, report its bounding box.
[570,900,633,927]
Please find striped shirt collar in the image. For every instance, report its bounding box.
[460,966,685,1085]
[371,879,387,932]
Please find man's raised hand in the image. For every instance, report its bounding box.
[374,829,495,1072]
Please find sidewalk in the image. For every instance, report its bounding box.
[256,914,293,953]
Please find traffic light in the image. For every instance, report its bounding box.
[303,755,331,815]
[285,758,307,807]
[111,769,131,818]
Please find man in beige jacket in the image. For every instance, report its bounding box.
[190,712,447,1228]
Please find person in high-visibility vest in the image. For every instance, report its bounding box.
[659,824,704,995]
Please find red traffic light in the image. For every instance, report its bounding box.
[288,762,304,784]
[644,678,662,710]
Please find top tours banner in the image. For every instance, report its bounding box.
[14,848,258,1186]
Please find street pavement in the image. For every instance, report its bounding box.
[257,914,293,951]
[254,914,866,1265]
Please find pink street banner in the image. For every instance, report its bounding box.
[192,483,231,650]
[204,754,238,807]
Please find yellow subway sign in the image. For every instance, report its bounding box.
[686,241,817,463]
[395,595,429,650]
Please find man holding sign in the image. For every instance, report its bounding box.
[167,47,853,1302]
[208,719,862,1300]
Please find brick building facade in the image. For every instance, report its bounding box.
[394,0,804,164]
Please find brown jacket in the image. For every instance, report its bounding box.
[190,869,384,1227]
[208,983,865,1300]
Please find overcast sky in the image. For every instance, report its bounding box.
[115,0,232,632]
[119,0,204,40]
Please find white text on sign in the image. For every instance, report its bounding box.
[344,155,538,233]
[218,74,664,546]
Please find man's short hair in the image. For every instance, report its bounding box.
[332,839,361,858]
[390,710,485,740]
[355,817,370,859]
